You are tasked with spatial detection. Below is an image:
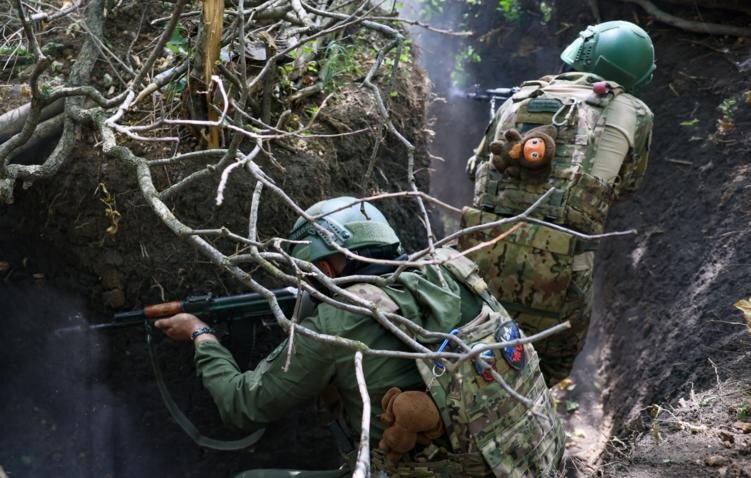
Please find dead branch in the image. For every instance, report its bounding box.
[0,0,106,204]
[353,351,371,478]
[659,0,751,16]
[620,0,751,37]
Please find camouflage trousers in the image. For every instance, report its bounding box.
[508,262,592,386]
[459,207,594,387]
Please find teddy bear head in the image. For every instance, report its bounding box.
[489,125,557,181]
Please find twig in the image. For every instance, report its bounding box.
[352,351,370,478]
[666,158,693,166]
[619,0,751,37]
[367,15,473,36]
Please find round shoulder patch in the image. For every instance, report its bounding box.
[495,321,526,371]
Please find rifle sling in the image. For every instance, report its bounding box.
[145,326,266,451]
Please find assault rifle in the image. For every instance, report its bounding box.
[465,86,520,121]
[105,287,299,329]
[57,287,300,333]
[52,288,303,450]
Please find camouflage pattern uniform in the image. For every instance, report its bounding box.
[461,72,653,386]
[194,248,563,477]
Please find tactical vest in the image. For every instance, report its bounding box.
[350,248,564,477]
[473,76,652,235]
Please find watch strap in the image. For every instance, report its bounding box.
[190,326,216,341]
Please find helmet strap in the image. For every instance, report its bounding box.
[558,62,575,74]
[340,244,403,277]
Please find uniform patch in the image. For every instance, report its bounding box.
[471,344,497,383]
[495,321,526,370]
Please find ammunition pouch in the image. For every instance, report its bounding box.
[459,207,596,319]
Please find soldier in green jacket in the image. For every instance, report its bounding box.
[155,196,564,477]
[461,20,656,386]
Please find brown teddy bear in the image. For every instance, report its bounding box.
[378,387,444,463]
[489,125,557,182]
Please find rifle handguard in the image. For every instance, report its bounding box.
[144,301,183,318]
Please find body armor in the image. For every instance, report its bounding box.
[471,75,652,235]
[352,248,564,477]
[460,74,652,384]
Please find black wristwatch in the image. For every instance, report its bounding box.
[191,326,216,341]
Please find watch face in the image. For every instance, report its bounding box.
[496,321,526,371]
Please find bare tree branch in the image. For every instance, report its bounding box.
[353,351,371,478]
[620,0,751,37]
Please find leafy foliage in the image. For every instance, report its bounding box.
[539,1,552,24]
[451,45,481,87]
[0,45,31,57]
[320,41,362,92]
[165,25,189,57]
[497,0,521,22]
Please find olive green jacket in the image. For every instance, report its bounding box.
[194,264,485,443]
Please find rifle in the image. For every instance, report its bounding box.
[57,287,301,333]
[96,287,301,451]
[466,86,520,121]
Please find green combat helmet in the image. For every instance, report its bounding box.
[560,20,656,93]
[288,196,401,263]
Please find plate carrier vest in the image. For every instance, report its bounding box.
[349,248,564,477]
[472,75,652,235]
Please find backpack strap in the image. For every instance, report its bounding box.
[345,283,400,313]
[433,248,500,311]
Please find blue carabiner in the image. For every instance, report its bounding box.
[434,328,461,371]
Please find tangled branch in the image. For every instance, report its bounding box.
[1,0,637,474]
[620,0,751,37]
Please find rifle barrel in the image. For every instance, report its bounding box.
[113,309,148,321]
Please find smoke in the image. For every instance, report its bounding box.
[398,1,563,215]
[399,0,495,212]
[0,238,338,477]
[0,282,152,477]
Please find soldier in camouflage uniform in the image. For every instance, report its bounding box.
[156,196,564,477]
[461,20,655,386]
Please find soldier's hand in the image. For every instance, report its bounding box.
[154,313,215,343]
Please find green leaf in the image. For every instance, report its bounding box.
[699,396,716,407]
[0,45,31,57]
[680,118,700,127]
[565,400,579,412]
[539,1,553,24]
[165,25,188,57]
[451,45,482,87]
[41,42,65,55]
[736,403,751,420]
[497,0,521,22]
